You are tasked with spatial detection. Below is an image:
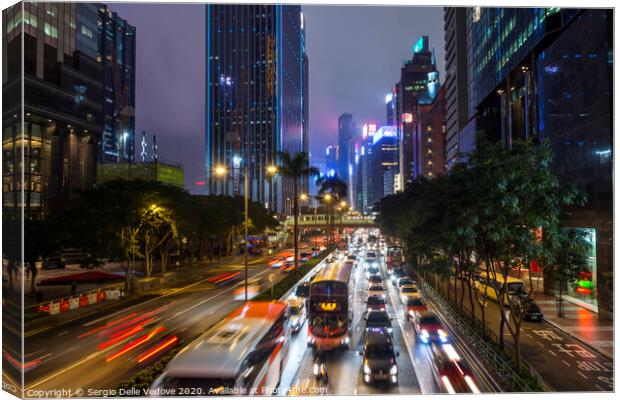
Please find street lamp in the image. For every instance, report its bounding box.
[266,165,278,211]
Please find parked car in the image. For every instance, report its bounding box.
[518,297,544,322]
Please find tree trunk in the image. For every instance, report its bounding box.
[467,274,475,327]
[293,182,299,270]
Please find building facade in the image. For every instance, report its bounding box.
[3,2,103,222]
[324,145,338,178]
[337,113,355,181]
[413,84,446,179]
[97,161,184,187]
[205,4,308,214]
[369,125,399,208]
[464,7,613,317]
[396,36,438,188]
[98,6,136,164]
[443,7,470,168]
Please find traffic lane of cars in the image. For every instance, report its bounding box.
[285,245,422,395]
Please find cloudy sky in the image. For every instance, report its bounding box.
[109,2,444,193]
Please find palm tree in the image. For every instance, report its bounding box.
[278,151,320,270]
[316,175,348,245]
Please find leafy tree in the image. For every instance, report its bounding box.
[278,151,320,269]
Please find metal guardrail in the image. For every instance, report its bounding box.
[417,277,542,392]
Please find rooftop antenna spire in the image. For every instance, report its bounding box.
[152,134,158,162]
[140,131,148,162]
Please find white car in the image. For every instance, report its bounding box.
[399,284,421,302]
[368,284,386,299]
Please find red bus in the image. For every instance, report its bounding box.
[307,261,353,350]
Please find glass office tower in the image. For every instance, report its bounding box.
[205,4,308,214]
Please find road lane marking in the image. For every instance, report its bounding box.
[548,350,556,356]
[578,371,588,380]
[26,350,102,389]
[562,360,570,366]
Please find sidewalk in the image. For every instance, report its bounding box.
[530,292,614,359]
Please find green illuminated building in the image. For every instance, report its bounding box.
[97,161,184,188]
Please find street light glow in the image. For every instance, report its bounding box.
[214,165,227,176]
[300,193,308,201]
[324,193,332,201]
[266,165,278,175]
[340,200,347,208]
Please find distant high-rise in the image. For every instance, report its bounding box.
[396,36,437,188]
[385,91,397,126]
[337,113,355,181]
[443,7,470,168]
[369,126,399,207]
[98,6,136,164]
[325,145,338,178]
[205,5,308,214]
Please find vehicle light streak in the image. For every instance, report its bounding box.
[98,312,157,338]
[97,324,145,350]
[108,318,154,339]
[106,326,166,362]
[78,312,138,339]
[137,336,179,363]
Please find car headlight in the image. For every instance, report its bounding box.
[408,310,414,317]
[387,327,393,333]
[313,363,319,375]
[367,307,372,312]
[380,307,385,311]
[390,365,398,375]
[438,329,448,342]
[363,362,371,374]
[421,329,429,338]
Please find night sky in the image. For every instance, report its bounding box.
[109,3,444,193]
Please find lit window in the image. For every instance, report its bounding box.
[44,23,58,38]
[81,25,94,39]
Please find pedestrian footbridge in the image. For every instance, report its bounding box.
[284,214,375,228]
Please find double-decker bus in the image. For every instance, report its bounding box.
[307,261,353,350]
[151,301,289,396]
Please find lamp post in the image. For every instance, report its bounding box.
[323,193,332,245]
[266,164,278,211]
[244,163,249,302]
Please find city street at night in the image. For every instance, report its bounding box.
[1,1,615,398]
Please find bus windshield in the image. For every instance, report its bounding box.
[309,314,348,337]
[311,281,347,296]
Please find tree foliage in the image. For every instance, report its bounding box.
[375,137,591,366]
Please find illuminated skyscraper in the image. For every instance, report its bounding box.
[395,36,437,187]
[205,4,308,214]
[465,7,612,317]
